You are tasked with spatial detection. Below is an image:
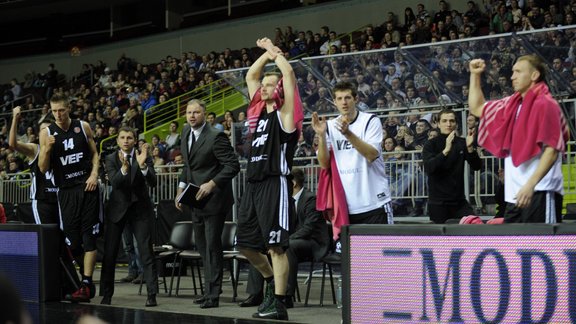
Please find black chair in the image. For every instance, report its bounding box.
[305,222,337,306]
[155,200,188,245]
[15,202,33,224]
[233,252,250,297]
[175,221,239,298]
[318,252,338,306]
[139,221,194,296]
[222,221,239,301]
[173,225,203,297]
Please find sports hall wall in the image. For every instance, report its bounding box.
[0,0,468,84]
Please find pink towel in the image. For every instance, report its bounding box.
[459,215,484,224]
[478,82,568,166]
[486,217,505,224]
[316,150,349,241]
[246,78,304,135]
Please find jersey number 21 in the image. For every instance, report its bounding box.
[268,229,281,244]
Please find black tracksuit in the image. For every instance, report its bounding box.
[422,133,482,223]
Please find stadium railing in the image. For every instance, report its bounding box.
[3,143,574,216]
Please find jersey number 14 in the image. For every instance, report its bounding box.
[63,138,75,151]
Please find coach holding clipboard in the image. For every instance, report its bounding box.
[175,99,240,308]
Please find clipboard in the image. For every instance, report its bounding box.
[176,183,210,209]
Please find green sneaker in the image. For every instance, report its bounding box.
[252,298,289,321]
[258,280,275,313]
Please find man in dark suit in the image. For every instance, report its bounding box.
[238,167,328,308]
[175,99,240,309]
[100,126,159,307]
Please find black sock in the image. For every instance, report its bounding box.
[82,275,92,285]
[275,294,285,302]
[335,239,342,253]
[264,276,274,283]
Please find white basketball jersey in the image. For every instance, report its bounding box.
[326,111,391,214]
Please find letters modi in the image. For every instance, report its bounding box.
[348,235,576,323]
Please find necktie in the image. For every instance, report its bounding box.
[189,131,196,154]
[126,154,132,172]
[126,154,137,201]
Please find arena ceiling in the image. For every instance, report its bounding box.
[0,0,137,23]
[0,0,312,59]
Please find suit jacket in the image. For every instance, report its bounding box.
[179,123,240,215]
[105,150,156,223]
[291,189,329,261]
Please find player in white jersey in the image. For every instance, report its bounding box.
[313,82,394,230]
[468,55,568,223]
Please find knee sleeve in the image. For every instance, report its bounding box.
[82,231,98,252]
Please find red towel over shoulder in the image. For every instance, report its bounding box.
[246,78,304,135]
[316,150,349,241]
[478,82,568,166]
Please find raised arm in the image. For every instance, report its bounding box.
[468,59,487,117]
[273,53,296,132]
[246,39,276,99]
[38,128,53,173]
[248,37,296,132]
[9,106,37,159]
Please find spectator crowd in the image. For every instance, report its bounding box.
[0,0,572,215]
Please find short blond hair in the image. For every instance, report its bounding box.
[516,54,547,83]
[187,99,206,111]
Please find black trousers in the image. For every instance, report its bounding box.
[100,208,158,298]
[505,191,562,223]
[191,209,225,300]
[428,199,474,224]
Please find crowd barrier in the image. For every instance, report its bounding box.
[2,146,574,216]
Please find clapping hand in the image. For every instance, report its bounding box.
[136,143,149,168]
[311,112,327,135]
[120,152,130,174]
[443,130,456,155]
[335,115,350,136]
[466,128,476,151]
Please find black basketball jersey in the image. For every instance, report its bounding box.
[29,148,58,202]
[246,110,297,182]
[47,119,93,188]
